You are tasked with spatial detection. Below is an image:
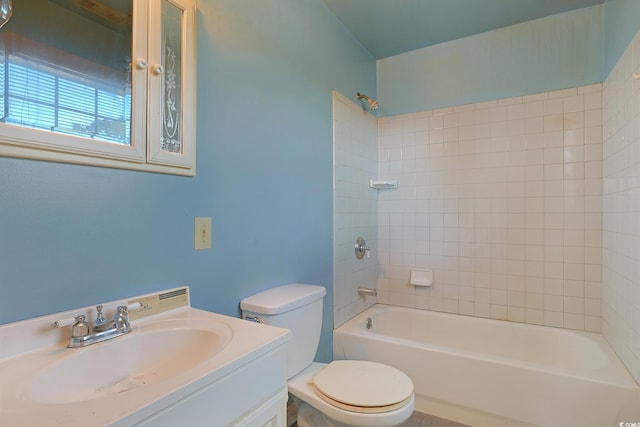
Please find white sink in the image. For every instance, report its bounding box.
[27,325,232,404]
[0,291,290,427]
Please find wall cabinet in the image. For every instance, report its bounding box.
[0,0,196,176]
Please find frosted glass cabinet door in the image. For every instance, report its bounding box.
[147,0,195,170]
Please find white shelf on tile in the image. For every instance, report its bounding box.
[369,179,398,189]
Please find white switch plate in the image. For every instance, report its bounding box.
[194,217,212,250]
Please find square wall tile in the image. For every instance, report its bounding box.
[377,84,602,333]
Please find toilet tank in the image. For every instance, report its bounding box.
[240,284,326,379]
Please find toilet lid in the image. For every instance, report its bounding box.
[311,360,413,413]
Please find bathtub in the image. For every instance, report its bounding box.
[333,305,640,427]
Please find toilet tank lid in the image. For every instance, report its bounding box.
[240,284,326,315]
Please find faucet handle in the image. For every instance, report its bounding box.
[114,306,132,333]
[51,317,76,328]
[71,315,90,338]
[114,305,130,323]
[127,301,142,311]
[355,237,371,260]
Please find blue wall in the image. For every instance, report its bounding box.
[377,5,604,116]
[0,0,375,362]
[604,0,640,76]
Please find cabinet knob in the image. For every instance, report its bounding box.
[135,58,148,70]
[151,64,164,76]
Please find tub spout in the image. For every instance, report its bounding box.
[357,287,377,297]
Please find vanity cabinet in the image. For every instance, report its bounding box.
[0,0,196,176]
[121,347,289,427]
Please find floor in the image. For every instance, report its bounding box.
[399,411,471,427]
[287,395,470,427]
[290,410,471,427]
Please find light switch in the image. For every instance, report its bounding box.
[194,217,212,250]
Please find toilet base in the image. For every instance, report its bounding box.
[297,401,348,427]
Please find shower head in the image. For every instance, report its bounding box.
[357,92,379,111]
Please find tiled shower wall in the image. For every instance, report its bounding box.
[602,30,640,383]
[333,91,378,327]
[377,84,603,332]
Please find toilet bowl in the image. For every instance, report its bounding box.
[240,284,414,427]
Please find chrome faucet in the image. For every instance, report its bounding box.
[66,305,133,348]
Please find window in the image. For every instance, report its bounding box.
[1,51,132,145]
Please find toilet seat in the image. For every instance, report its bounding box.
[289,362,415,427]
[310,360,413,414]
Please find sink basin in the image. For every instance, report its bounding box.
[27,325,232,404]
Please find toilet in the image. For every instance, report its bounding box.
[240,284,414,427]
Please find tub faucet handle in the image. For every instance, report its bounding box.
[355,237,371,260]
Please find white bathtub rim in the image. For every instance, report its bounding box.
[335,304,640,390]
